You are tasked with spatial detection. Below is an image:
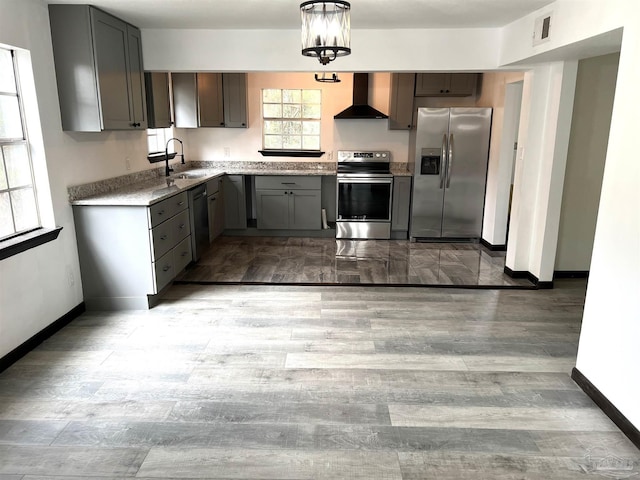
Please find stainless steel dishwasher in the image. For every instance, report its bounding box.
[188,184,209,262]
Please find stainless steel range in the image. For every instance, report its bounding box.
[336,150,393,239]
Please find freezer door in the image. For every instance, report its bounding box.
[410,108,449,238]
[441,108,492,238]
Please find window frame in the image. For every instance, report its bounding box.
[0,46,61,261]
[0,47,41,242]
[259,88,325,157]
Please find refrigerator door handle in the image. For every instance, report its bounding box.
[446,133,454,188]
[440,134,448,189]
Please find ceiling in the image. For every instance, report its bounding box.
[44,0,556,29]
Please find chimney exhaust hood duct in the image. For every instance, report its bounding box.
[334,73,388,119]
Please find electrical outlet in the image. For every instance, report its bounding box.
[328,151,334,161]
[224,147,230,158]
[125,156,131,170]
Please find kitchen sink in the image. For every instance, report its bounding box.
[173,172,209,179]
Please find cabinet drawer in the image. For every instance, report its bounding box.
[173,235,193,272]
[149,191,188,227]
[255,175,321,190]
[206,176,223,195]
[171,209,191,244]
[150,218,174,261]
[153,250,175,293]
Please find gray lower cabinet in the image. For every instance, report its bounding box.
[49,5,147,131]
[392,176,412,233]
[223,175,247,229]
[255,176,321,230]
[207,176,225,241]
[73,191,191,310]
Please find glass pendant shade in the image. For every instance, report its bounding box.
[301,1,351,65]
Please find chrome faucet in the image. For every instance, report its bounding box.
[165,137,184,176]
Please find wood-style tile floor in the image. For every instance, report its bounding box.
[1,280,638,478]
[177,236,535,287]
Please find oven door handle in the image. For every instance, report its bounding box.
[337,178,393,185]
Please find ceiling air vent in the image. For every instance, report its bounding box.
[533,13,552,46]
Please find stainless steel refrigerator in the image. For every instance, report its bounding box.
[410,107,492,240]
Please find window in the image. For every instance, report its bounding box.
[0,47,39,241]
[262,89,321,151]
[147,126,176,155]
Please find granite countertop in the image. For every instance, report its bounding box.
[69,161,412,207]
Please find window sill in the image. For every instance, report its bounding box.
[148,152,176,164]
[0,227,63,261]
[259,150,325,158]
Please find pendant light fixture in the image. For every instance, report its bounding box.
[314,72,341,83]
[300,1,351,65]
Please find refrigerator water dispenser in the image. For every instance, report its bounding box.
[420,148,441,175]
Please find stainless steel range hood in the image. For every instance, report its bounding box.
[334,73,389,120]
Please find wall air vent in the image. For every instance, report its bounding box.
[533,13,552,46]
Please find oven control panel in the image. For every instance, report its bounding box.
[337,151,390,162]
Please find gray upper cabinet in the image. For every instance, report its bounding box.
[415,73,478,97]
[198,73,225,127]
[388,73,416,130]
[173,73,248,128]
[223,73,248,128]
[49,5,147,132]
[145,72,171,129]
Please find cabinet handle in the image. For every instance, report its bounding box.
[162,265,171,272]
[178,201,185,206]
[281,182,295,185]
[158,210,165,216]
[220,122,225,126]
[440,89,444,93]
[210,197,216,202]
[241,123,246,126]
[160,234,168,240]
[181,251,188,257]
[179,224,186,229]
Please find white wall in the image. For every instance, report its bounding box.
[479,73,524,247]
[143,28,501,72]
[504,61,577,281]
[502,0,639,429]
[184,72,410,164]
[555,53,619,271]
[0,0,161,358]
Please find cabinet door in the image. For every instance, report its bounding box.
[197,73,225,127]
[388,73,415,130]
[289,190,321,230]
[90,9,133,130]
[126,25,147,128]
[392,176,412,231]
[172,73,198,128]
[208,192,225,242]
[414,73,450,96]
[256,189,290,229]
[448,73,477,96]
[223,175,247,229]
[223,73,248,128]
[145,72,171,129]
